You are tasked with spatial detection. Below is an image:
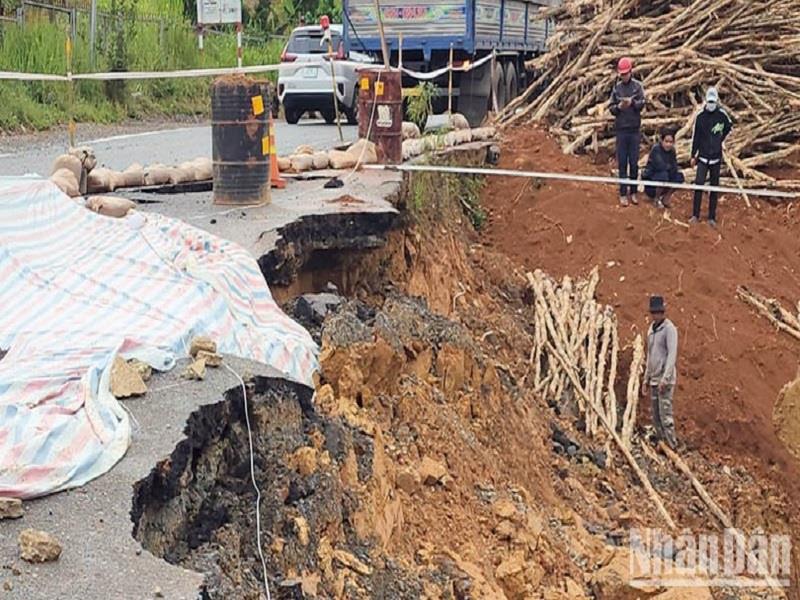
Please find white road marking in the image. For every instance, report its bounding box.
[80,126,207,145]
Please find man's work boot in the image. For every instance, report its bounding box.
[630,193,639,206]
[619,196,629,207]
[708,219,717,228]
[689,216,699,224]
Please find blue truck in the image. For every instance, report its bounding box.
[342,0,556,125]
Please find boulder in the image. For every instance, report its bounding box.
[494,551,528,599]
[0,498,23,520]
[18,529,62,563]
[296,292,343,324]
[590,547,659,599]
[86,195,135,218]
[50,169,80,197]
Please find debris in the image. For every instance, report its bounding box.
[18,529,62,563]
[189,336,217,358]
[110,356,148,398]
[129,359,153,382]
[182,357,207,381]
[3,580,11,592]
[195,350,223,367]
[86,196,136,218]
[396,466,421,495]
[296,293,343,325]
[154,586,164,598]
[0,498,23,520]
[294,516,310,547]
[493,499,518,521]
[419,456,448,486]
[289,446,319,476]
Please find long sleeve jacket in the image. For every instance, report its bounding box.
[609,79,646,133]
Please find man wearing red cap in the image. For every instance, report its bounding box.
[609,57,646,207]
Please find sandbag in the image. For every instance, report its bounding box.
[51,154,82,182]
[144,164,170,186]
[167,167,193,185]
[328,150,357,170]
[192,157,213,181]
[86,195,136,218]
[311,151,330,170]
[178,161,200,181]
[87,167,115,193]
[347,138,378,164]
[454,129,473,144]
[289,154,314,172]
[294,144,315,155]
[68,146,97,172]
[50,168,80,197]
[402,121,421,140]
[108,171,126,192]
[121,163,145,188]
[402,139,426,161]
[444,131,460,147]
[277,157,291,172]
[422,135,441,151]
[471,126,497,141]
[447,112,470,131]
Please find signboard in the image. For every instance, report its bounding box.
[197,0,242,24]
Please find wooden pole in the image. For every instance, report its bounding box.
[448,43,454,114]
[65,31,75,148]
[372,0,390,69]
[326,34,344,142]
[89,0,98,69]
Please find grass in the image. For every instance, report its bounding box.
[0,17,285,132]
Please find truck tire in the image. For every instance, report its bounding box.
[285,105,301,125]
[346,91,359,125]
[492,63,507,111]
[504,62,518,103]
[458,60,491,127]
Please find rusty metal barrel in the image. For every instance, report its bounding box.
[211,76,271,205]
[357,68,402,164]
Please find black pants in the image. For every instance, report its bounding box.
[693,160,721,220]
[616,131,640,197]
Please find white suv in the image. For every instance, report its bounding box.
[277,24,371,125]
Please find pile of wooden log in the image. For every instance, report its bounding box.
[501,0,800,188]
[526,267,644,446]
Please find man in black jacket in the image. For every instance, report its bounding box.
[690,87,733,226]
[609,57,646,207]
[642,127,685,208]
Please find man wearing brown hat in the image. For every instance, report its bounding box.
[643,295,678,448]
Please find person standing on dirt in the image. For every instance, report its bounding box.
[642,127,684,209]
[609,57,646,207]
[690,87,733,227]
[643,295,678,449]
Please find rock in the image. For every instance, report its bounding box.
[419,456,447,486]
[294,516,310,546]
[11,566,21,576]
[110,356,147,398]
[652,587,712,600]
[128,359,152,382]
[396,467,421,495]
[85,196,136,218]
[271,537,285,554]
[494,519,515,540]
[333,549,372,576]
[495,551,527,599]
[182,357,207,381]
[195,350,223,367]
[18,529,62,563]
[590,547,658,599]
[3,580,12,592]
[290,446,318,476]
[154,586,164,598]
[0,498,23,520]
[189,336,216,357]
[493,499,518,521]
[296,293,343,325]
[565,577,587,598]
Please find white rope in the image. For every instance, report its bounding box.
[222,363,272,600]
[399,52,494,81]
[364,163,800,199]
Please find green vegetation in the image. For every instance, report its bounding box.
[405,82,435,133]
[0,4,284,131]
[409,161,486,230]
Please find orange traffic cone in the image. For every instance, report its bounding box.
[268,115,286,189]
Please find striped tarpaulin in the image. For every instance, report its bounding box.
[0,178,318,499]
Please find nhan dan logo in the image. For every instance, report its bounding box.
[629,528,791,588]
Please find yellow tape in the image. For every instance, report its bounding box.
[402,87,421,97]
[360,77,369,91]
[251,95,264,116]
[262,136,270,156]
[375,81,384,96]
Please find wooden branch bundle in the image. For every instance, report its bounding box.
[501,0,800,184]
[622,333,644,448]
[737,286,800,342]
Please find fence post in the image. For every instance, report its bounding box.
[89,0,97,69]
[65,32,75,148]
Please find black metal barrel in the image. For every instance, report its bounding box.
[211,76,271,205]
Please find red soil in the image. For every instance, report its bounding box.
[482,125,800,493]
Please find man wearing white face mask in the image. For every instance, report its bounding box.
[689,87,733,227]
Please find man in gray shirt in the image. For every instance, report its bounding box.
[643,295,678,448]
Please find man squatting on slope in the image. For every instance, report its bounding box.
[609,57,646,207]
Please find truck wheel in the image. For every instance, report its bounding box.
[492,63,507,111]
[504,62,518,102]
[346,92,359,125]
[322,108,336,124]
[285,105,301,125]
[458,60,491,127]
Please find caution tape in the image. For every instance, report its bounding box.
[364,163,800,200]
